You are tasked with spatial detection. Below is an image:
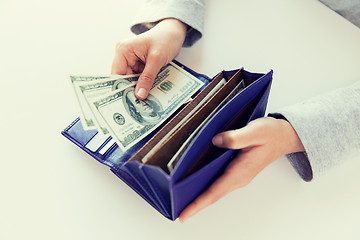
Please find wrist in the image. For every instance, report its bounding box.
[277,118,305,154]
[155,18,187,41]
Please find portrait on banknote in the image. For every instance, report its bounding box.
[122,88,163,125]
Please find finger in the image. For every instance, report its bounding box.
[131,61,145,74]
[111,40,140,75]
[224,149,263,186]
[212,119,268,149]
[111,54,128,75]
[212,128,256,149]
[135,50,165,100]
[179,173,234,223]
[112,54,144,75]
[111,41,130,75]
[125,66,134,75]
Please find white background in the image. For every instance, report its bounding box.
[1,0,360,239]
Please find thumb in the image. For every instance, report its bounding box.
[212,124,260,149]
[135,52,166,100]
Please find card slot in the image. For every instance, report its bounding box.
[62,122,115,167]
[85,133,111,152]
[65,118,98,146]
[98,138,116,155]
[102,145,127,167]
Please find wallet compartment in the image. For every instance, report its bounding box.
[61,62,273,221]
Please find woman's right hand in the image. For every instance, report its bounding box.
[111,18,187,100]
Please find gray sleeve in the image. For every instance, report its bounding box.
[270,81,360,181]
[318,0,360,28]
[130,0,205,47]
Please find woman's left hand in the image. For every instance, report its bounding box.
[179,117,305,223]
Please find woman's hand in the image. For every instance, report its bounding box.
[179,117,305,223]
[111,18,187,100]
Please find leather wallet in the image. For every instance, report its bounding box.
[61,61,273,220]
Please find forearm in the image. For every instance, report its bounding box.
[149,18,187,49]
[270,81,360,181]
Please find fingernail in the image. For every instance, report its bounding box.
[212,135,223,146]
[136,88,147,99]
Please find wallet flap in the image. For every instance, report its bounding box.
[171,150,235,219]
[140,164,173,217]
[120,161,170,217]
[110,167,168,217]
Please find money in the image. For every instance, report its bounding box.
[78,76,139,134]
[71,74,139,130]
[91,63,204,151]
[71,75,116,129]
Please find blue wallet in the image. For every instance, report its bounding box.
[62,61,273,220]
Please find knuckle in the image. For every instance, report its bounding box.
[115,41,124,50]
[149,49,164,61]
[140,73,155,85]
[115,40,130,53]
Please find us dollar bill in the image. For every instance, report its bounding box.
[92,62,204,151]
[167,80,246,172]
[71,75,116,129]
[78,76,139,134]
[71,74,139,130]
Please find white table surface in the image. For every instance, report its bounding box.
[1,0,360,239]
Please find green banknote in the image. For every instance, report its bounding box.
[78,76,139,134]
[92,62,204,151]
[71,75,114,128]
[71,74,139,130]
